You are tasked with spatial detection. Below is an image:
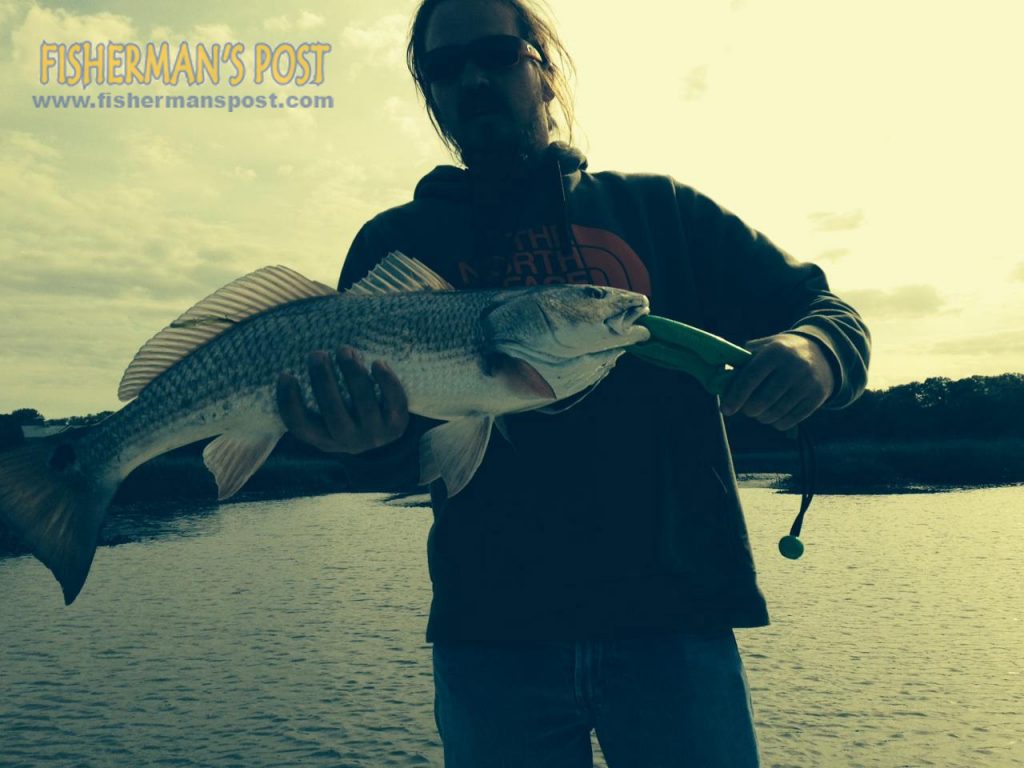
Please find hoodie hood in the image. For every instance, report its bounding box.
[413,142,588,203]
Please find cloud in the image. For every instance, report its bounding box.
[808,209,865,232]
[296,11,325,31]
[263,11,325,33]
[680,65,708,102]
[816,248,850,262]
[190,23,234,44]
[844,284,946,320]
[0,131,66,214]
[384,95,429,140]
[10,5,136,81]
[341,14,408,73]
[0,129,273,309]
[263,15,289,32]
[7,129,60,159]
[932,330,1024,356]
[1011,262,1024,282]
[0,1,21,33]
[125,133,184,169]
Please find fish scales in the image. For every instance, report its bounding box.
[82,290,496,476]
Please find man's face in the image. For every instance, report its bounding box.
[423,0,552,167]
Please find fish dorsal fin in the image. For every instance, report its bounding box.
[118,266,336,402]
[345,251,454,296]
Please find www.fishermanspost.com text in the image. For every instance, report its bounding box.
[32,91,335,113]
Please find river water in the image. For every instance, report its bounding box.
[1,485,1021,767]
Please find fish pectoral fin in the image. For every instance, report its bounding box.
[484,353,556,400]
[202,429,285,501]
[419,416,493,497]
[535,381,601,415]
[534,356,618,414]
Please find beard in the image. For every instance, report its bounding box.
[448,86,549,173]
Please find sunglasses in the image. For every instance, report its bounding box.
[420,35,544,84]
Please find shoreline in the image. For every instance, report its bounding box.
[736,472,1023,495]
[3,438,1022,558]
[732,437,1024,494]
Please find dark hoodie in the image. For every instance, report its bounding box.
[337,143,870,643]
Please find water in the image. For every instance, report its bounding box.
[1,486,1021,767]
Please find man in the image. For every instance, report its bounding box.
[277,0,870,765]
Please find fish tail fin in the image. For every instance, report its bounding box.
[0,432,117,605]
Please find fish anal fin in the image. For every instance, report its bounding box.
[484,353,556,400]
[345,251,455,296]
[419,416,493,497]
[202,429,285,501]
[119,266,337,402]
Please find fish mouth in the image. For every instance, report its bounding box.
[605,297,651,338]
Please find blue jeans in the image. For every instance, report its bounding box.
[432,627,760,767]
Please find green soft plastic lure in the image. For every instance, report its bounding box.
[627,315,810,560]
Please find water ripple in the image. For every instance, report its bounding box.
[1,488,1022,767]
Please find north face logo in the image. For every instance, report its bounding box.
[457,224,652,296]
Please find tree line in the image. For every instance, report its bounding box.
[726,372,1024,451]
[3,372,1023,454]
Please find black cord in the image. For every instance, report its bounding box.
[790,423,816,537]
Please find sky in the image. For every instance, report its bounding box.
[1,0,1022,418]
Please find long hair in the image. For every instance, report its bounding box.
[406,0,577,159]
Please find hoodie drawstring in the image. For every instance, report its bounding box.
[553,154,576,263]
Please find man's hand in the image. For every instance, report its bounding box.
[719,333,835,432]
[276,345,410,454]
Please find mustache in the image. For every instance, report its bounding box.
[457,88,508,120]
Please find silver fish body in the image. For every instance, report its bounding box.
[0,253,650,604]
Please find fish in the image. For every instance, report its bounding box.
[0,251,650,605]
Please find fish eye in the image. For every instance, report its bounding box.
[583,286,606,299]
